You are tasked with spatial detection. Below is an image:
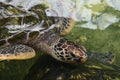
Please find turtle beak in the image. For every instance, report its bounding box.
[74,54,87,63]
[80,54,87,63]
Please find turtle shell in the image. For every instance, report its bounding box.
[0,2,59,47]
[0,2,74,48]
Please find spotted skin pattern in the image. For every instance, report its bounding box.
[28,30,87,63]
[54,38,87,63]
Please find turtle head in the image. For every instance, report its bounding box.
[53,38,87,63]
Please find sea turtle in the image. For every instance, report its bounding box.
[0,2,115,64]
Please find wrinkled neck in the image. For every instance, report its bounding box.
[30,31,60,53]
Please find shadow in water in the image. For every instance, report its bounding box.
[24,55,120,80]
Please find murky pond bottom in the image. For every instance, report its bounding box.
[0,25,120,80]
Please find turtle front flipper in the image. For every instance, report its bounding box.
[0,44,36,61]
[87,52,115,64]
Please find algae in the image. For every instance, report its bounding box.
[0,1,120,80]
[0,22,120,80]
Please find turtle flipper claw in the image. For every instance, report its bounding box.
[0,44,36,61]
[103,52,115,64]
[87,52,115,64]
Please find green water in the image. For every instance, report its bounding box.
[0,24,120,80]
[0,1,120,80]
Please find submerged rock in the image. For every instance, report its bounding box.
[0,0,120,30]
[97,13,119,30]
[106,0,120,11]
